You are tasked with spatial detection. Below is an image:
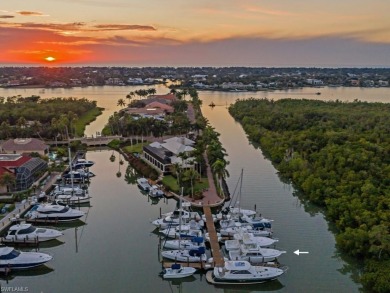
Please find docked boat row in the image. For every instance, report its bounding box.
[147,167,288,284]
[0,152,95,273]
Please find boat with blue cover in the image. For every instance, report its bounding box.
[161,247,207,263]
[72,158,95,169]
[0,247,52,270]
[163,236,205,250]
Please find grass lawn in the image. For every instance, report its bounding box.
[74,107,104,137]
[123,142,149,154]
[162,175,209,195]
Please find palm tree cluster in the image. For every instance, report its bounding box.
[120,88,157,108]
[205,129,229,194]
[106,112,170,138]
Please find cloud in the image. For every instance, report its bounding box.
[0,15,14,19]
[243,5,296,16]
[17,11,46,16]
[0,21,156,34]
[93,24,156,31]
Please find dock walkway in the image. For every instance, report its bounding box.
[203,205,224,267]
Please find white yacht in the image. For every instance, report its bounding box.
[163,236,205,250]
[73,158,95,169]
[0,247,52,270]
[206,261,286,284]
[51,185,86,196]
[161,247,207,263]
[55,192,91,205]
[2,223,63,243]
[152,210,203,229]
[229,244,286,263]
[161,264,197,279]
[137,178,151,192]
[25,204,85,223]
[225,233,278,251]
[149,185,164,198]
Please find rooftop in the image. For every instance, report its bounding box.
[1,138,48,152]
[0,154,31,168]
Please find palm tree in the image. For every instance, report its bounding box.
[58,114,70,140]
[147,88,156,95]
[211,159,230,193]
[180,88,189,101]
[67,111,78,138]
[0,172,16,192]
[117,98,126,108]
[171,162,182,186]
[126,91,135,105]
[182,168,199,198]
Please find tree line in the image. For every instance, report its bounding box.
[0,95,100,140]
[229,98,390,293]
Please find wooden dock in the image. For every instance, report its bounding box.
[203,205,224,268]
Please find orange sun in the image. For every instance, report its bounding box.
[45,56,56,62]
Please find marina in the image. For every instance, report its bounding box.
[0,86,371,292]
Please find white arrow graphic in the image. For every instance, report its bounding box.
[294,249,309,255]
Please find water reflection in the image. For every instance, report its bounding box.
[148,195,162,205]
[160,275,197,293]
[0,265,54,282]
[36,239,65,249]
[125,166,138,185]
[218,279,285,292]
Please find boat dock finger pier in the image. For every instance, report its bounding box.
[203,206,224,267]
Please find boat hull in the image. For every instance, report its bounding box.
[162,267,196,279]
[206,271,278,285]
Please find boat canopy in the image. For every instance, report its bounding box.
[171,264,181,270]
[192,237,204,244]
[225,261,251,271]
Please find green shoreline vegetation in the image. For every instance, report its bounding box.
[73,107,104,137]
[229,98,390,293]
[0,95,101,140]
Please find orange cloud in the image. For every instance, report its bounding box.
[0,15,14,19]
[17,11,46,16]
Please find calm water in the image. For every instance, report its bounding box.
[1,85,389,292]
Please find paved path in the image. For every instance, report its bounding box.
[176,151,224,208]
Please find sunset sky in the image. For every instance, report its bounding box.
[1,0,389,67]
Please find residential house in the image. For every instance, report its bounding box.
[1,138,49,156]
[142,137,196,173]
[0,154,47,192]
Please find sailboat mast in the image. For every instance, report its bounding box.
[68,147,74,193]
[239,169,243,216]
[179,187,183,248]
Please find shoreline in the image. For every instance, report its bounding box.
[2,84,385,92]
